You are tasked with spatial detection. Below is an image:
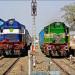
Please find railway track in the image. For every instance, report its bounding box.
[0,56,5,60]
[32,49,68,75]
[0,57,13,69]
[30,47,75,75]
[3,57,20,75]
[0,49,75,75]
[0,57,20,75]
[0,58,12,68]
[52,58,75,75]
[7,56,28,75]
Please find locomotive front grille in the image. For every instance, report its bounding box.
[4,34,21,42]
[0,47,3,49]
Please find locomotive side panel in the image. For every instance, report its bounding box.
[0,19,5,56]
[25,29,32,50]
[39,30,44,52]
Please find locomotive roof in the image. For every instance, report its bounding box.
[0,19,5,26]
[3,19,25,29]
[44,22,69,28]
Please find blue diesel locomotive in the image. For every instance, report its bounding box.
[0,19,32,56]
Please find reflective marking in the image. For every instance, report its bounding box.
[3,29,19,34]
[3,29,25,34]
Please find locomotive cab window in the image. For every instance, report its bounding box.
[21,26,25,33]
[0,29,3,33]
[0,27,3,33]
[65,36,68,43]
[55,22,61,27]
[64,26,69,35]
[65,27,69,34]
[44,26,48,33]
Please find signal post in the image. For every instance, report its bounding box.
[28,0,37,75]
[31,0,37,67]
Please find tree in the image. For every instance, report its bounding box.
[61,4,75,29]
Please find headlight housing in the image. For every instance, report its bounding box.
[73,36,75,39]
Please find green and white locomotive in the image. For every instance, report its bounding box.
[39,22,70,57]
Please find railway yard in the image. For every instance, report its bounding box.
[0,47,75,75]
[32,49,75,75]
[0,56,28,75]
[0,0,75,75]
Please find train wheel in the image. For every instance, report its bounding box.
[41,48,44,53]
[74,50,75,56]
[11,50,14,56]
[24,47,28,56]
[3,51,7,57]
[27,45,30,50]
[0,50,2,56]
[66,50,70,57]
[20,48,28,56]
[46,50,52,57]
[3,53,7,57]
[60,50,69,57]
[25,50,28,56]
[69,47,74,56]
[13,50,20,56]
[3,50,14,56]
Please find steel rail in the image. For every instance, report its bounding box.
[52,59,70,75]
[3,57,20,75]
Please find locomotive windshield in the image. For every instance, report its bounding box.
[0,34,4,41]
[4,34,22,42]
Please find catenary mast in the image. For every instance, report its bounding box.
[31,0,37,52]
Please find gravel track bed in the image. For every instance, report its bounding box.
[32,49,67,75]
[7,56,28,75]
[0,58,18,75]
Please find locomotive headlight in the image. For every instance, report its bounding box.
[8,19,14,25]
[50,33,53,38]
[73,36,75,39]
[47,46,51,50]
[64,46,68,50]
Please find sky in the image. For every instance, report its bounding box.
[0,0,75,37]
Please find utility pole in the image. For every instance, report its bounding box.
[29,1,37,75]
[31,0,37,67]
[31,0,37,53]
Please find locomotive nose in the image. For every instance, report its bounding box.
[56,46,60,49]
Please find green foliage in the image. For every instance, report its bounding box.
[61,4,75,27]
